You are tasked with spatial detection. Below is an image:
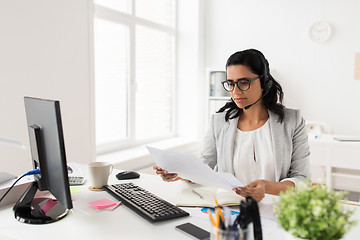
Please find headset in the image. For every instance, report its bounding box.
[243,50,273,110]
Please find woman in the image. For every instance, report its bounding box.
[154,49,310,202]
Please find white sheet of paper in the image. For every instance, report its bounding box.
[147,146,243,190]
[0,175,34,190]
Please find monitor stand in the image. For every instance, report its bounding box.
[13,182,69,224]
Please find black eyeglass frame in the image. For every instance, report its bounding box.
[221,75,262,92]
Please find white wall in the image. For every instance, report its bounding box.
[0,0,94,175]
[204,0,360,135]
[177,0,205,138]
[0,0,207,175]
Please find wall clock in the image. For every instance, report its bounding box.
[309,21,332,43]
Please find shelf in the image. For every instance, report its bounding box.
[205,68,229,128]
[331,173,360,180]
[331,173,360,193]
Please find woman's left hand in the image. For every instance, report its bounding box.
[233,179,266,202]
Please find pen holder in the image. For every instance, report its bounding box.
[210,226,252,240]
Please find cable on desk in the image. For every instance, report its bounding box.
[0,168,40,202]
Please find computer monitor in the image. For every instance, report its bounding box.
[13,97,73,224]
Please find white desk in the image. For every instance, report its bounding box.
[0,167,359,240]
[309,134,360,192]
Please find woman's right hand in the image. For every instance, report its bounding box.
[153,165,189,182]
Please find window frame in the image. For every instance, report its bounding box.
[92,1,178,155]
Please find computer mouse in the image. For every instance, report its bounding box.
[116,171,140,180]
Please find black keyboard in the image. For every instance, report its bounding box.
[104,183,189,222]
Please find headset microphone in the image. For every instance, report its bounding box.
[243,87,271,110]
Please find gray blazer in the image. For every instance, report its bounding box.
[200,108,310,186]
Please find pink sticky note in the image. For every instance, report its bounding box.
[103,201,122,211]
[41,199,58,214]
[88,198,116,209]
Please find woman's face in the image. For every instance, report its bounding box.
[226,64,263,110]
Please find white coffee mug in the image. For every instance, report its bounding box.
[88,162,113,189]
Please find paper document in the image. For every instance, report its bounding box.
[333,136,360,142]
[67,162,85,177]
[147,146,243,191]
[0,172,16,185]
[0,175,34,190]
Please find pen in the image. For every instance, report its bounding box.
[214,199,225,223]
[232,214,240,230]
[192,189,203,199]
[208,210,216,227]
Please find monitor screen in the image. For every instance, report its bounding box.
[13,97,72,224]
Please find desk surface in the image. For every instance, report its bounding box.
[0,166,359,240]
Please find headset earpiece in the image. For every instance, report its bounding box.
[266,78,273,91]
[243,50,273,110]
[259,54,272,93]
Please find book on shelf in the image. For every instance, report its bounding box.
[175,187,244,208]
[209,71,227,97]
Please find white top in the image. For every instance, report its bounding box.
[233,120,276,185]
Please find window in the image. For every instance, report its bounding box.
[94,0,176,154]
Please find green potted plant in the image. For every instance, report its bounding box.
[274,181,357,240]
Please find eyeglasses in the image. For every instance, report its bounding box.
[221,76,261,92]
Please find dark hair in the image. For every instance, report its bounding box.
[217,49,285,122]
